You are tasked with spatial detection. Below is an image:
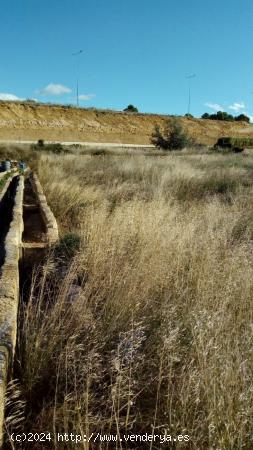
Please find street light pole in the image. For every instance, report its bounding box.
[186,74,196,115]
[72,50,83,107]
[76,78,79,107]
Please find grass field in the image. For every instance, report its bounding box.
[6,148,253,449]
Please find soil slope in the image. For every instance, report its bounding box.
[0,101,253,146]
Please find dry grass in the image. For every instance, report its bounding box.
[7,149,253,449]
[0,144,35,162]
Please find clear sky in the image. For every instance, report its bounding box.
[0,0,253,118]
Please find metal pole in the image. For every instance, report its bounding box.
[72,50,83,107]
[188,81,191,115]
[186,74,196,115]
[76,78,79,107]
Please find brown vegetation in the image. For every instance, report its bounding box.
[5,148,253,449]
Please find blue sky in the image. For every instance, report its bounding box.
[0,0,253,118]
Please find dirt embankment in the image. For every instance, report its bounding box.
[0,101,253,146]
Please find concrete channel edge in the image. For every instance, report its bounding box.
[0,170,59,444]
[30,173,59,244]
[0,175,24,445]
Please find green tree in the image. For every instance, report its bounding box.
[124,104,138,113]
[235,114,250,123]
[202,111,235,122]
[152,118,192,151]
[216,111,234,122]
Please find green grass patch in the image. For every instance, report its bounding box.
[0,172,11,192]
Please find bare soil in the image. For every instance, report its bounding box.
[0,101,253,146]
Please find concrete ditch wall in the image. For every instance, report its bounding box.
[30,173,59,244]
[0,175,24,444]
[0,171,59,443]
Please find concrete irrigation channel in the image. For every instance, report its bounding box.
[0,169,58,445]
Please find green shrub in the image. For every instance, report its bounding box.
[235,114,250,123]
[152,118,192,151]
[124,104,138,113]
[55,233,81,260]
[202,112,250,123]
[151,125,169,149]
[214,137,253,152]
[202,111,234,122]
[216,111,234,122]
[92,149,107,156]
[37,139,44,147]
[0,172,11,191]
[31,142,72,154]
[45,143,68,154]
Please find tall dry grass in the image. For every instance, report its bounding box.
[7,150,253,449]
